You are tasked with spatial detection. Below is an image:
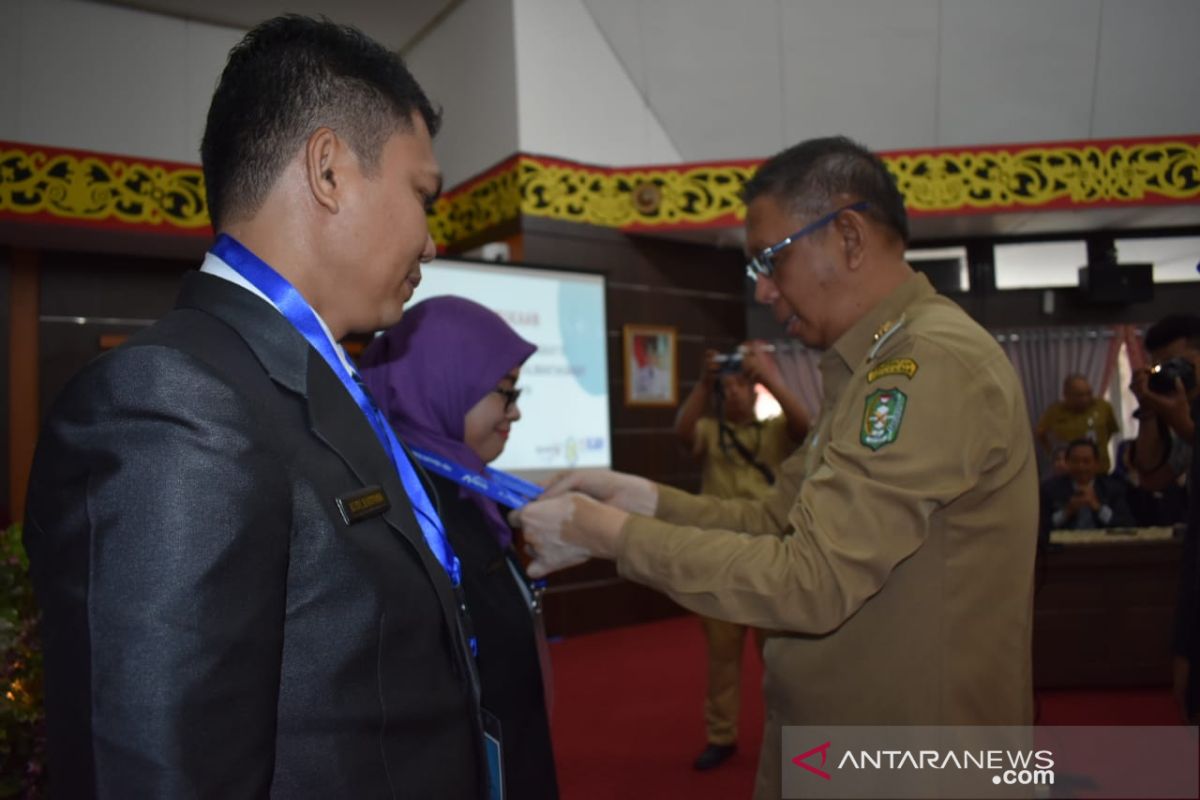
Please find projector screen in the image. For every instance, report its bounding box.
[414,257,611,473]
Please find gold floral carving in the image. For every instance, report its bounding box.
[0,146,208,229]
[427,160,522,247]
[432,141,1198,245]
[888,140,1200,211]
[517,159,753,228]
[2,139,1197,247]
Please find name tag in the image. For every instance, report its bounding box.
[483,709,505,800]
[335,485,390,525]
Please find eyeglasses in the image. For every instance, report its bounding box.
[493,386,523,411]
[744,201,870,282]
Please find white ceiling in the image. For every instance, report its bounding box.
[88,0,460,51]
[580,0,1200,161]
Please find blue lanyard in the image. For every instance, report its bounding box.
[410,447,544,509]
[211,235,462,588]
[485,468,544,503]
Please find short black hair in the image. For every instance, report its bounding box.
[1066,438,1100,460]
[1144,313,1200,354]
[201,15,441,229]
[742,135,909,244]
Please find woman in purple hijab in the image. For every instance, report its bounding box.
[359,295,558,799]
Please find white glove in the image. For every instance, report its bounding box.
[543,469,658,517]
[513,494,593,578]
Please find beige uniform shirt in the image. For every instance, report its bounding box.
[1038,398,1120,474]
[617,274,1038,799]
[695,415,797,501]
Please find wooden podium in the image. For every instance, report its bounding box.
[1034,527,1183,689]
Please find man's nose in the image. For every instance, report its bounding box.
[419,232,436,263]
[753,275,777,305]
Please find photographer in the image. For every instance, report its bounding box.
[673,341,808,770]
[1131,315,1199,491]
[1129,313,1200,722]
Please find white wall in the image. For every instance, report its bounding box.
[2,0,1197,183]
[1091,0,1200,138]
[0,0,241,163]
[780,0,940,153]
[584,0,1200,160]
[405,0,521,188]
[512,0,681,167]
[938,0,1102,146]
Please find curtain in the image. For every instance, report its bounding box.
[1120,324,1149,370]
[993,325,1123,473]
[995,326,1120,422]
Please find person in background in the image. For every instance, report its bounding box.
[23,16,487,797]
[1128,313,1200,722]
[673,342,808,771]
[1129,315,1200,495]
[1040,438,1136,534]
[1050,445,1069,477]
[360,296,559,798]
[1036,374,1120,474]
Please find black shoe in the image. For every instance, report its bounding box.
[693,743,737,770]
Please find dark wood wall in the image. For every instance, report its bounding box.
[38,252,193,424]
[516,218,747,637]
[6,220,1198,635]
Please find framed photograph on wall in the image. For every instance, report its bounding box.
[623,324,677,407]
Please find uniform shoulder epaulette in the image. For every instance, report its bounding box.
[866,313,907,362]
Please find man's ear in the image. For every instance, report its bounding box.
[305,127,343,214]
[836,207,868,271]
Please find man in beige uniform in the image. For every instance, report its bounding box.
[514,136,1038,799]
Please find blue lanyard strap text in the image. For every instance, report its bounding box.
[410,447,544,509]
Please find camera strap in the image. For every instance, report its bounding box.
[717,420,775,485]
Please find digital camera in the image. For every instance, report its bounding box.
[1148,356,1197,395]
[712,352,744,375]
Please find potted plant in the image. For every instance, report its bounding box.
[0,524,44,797]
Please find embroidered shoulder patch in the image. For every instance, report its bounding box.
[860,389,908,451]
[867,357,918,383]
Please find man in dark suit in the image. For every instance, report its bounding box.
[1040,438,1136,534]
[23,16,486,798]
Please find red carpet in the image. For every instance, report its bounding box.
[549,615,764,800]
[547,615,1180,800]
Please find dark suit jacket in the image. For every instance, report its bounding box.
[430,474,559,800]
[1039,474,1137,535]
[24,273,487,798]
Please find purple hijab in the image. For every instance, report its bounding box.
[359,295,536,549]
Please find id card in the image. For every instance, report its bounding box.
[483,708,504,800]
